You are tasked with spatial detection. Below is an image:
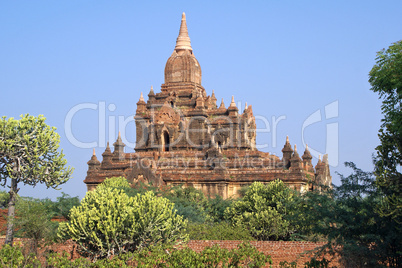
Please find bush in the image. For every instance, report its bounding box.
[0,242,271,267]
[58,187,188,260]
[99,176,131,189]
[0,243,40,268]
[15,198,58,255]
[225,180,297,240]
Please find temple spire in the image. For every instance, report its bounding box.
[229,95,236,107]
[175,12,192,52]
[139,92,144,102]
[220,98,225,108]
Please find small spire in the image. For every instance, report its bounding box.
[220,98,225,108]
[148,85,155,97]
[211,90,216,98]
[88,148,100,166]
[139,92,144,102]
[115,131,124,144]
[302,144,312,161]
[103,141,112,154]
[286,136,290,143]
[245,102,248,110]
[323,154,329,164]
[294,144,297,153]
[175,12,192,51]
[229,95,236,107]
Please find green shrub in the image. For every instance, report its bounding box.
[46,251,91,268]
[0,243,40,268]
[15,198,58,255]
[58,188,188,260]
[99,176,131,189]
[225,180,297,240]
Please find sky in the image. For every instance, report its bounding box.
[1,1,401,200]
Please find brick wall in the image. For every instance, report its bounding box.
[187,240,334,267]
[0,238,337,267]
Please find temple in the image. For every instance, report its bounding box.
[84,13,332,198]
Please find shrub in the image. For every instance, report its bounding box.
[58,188,187,260]
[225,180,296,240]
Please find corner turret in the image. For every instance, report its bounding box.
[281,136,293,168]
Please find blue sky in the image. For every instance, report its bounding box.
[1,1,401,200]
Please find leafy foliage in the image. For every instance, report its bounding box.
[164,186,210,223]
[369,40,402,226]
[37,242,270,267]
[225,180,297,240]
[39,192,80,221]
[14,197,58,255]
[0,114,73,188]
[0,190,10,209]
[99,176,131,189]
[295,162,401,267]
[58,186,188,260]
[0,243,40,268]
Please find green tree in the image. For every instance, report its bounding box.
[0,114,73,245]
[165,186,210,223]
[14,197,58,256]
[58,187,188,260]
[225,180,296,240]
[369,40,402,224]
[51,192,80,220]
[297,162,401,267]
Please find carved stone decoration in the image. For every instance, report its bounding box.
[125,161,163,187]
[154,104,180,126]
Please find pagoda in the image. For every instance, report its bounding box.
[84,13,331,198]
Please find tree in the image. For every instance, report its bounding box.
[50,192,81,221]
[296,162,401,267]
[0,114,73,245]
[369,40,402,222]
[14,197,58,256]
[58,187,188,260]
[368,40,402,267]
[224,180,297,240]
[165,186,210,223]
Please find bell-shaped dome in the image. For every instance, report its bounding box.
[164,13,202,85]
